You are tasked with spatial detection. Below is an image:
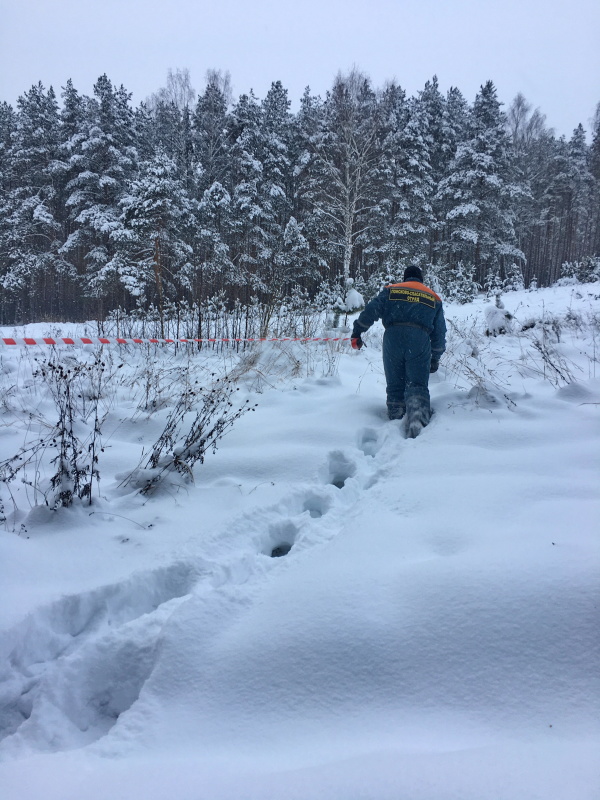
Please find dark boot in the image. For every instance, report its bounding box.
[405,393,430,438]
[387,403,405,421]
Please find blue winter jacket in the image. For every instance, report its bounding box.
[353,281,446,360]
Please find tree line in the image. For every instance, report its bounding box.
[0,69,599,327]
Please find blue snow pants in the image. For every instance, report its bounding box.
[382,325,432,424]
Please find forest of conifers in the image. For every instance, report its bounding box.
[0,70,599,326]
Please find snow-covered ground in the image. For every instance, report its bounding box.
[1,284,599,800]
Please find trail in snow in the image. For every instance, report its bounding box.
[0,423,390,757]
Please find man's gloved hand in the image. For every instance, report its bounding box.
[351,324,364,350]
[430,358,439,373]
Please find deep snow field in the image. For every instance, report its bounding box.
[1,283,599,800]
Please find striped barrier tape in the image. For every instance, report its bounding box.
[1,336,352,346]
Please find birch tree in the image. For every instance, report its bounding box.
[316,70,381,286]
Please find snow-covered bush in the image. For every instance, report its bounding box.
[271,287,321,338]
[422,264,441,296]
[443,315,516,410]
[314,276,355,329]
[484,269,504,297]
[124,374,257,496]
[357,269,396,304]
[343,278,364,313]
[559,257,600,284]
[0,354,119,512]
[434,262,479,304]
[485,294,514,336]
[503,262,525,292]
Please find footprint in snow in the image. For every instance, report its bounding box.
[263,519,299,559]
[357,427,380,457]
[301,490,332,519]
[323,451,357,489]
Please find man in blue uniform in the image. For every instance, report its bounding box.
[351,266,446,437]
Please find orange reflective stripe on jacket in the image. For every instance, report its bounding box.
[384,281,442,303]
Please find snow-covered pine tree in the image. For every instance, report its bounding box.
[278,215,311,297]
[178,106,195,192]
[0,103,15,197]
[0,101,14,159]
[537,133,587,284]
[228,91,265,301]
[114,149,197,336]
[383,95,435,270]
[0,83,68,322]
[591,105,600,257]
[291,87,334,277]
[417,77,445,269]
[55,79,90,290]
[60,75,138,315]
[430,86,470,286]
[419,78,445,183]
[258,81,311,314]
[360,81,406,279]
[441,260,478,303]
[505,93,549,286]
[195,180,235,303]
[503,261,525,292]
[147,101,195,191]
[436,81,525,289]
[0,102,16,316]
[193,79,231,196]
[563,124,596,264]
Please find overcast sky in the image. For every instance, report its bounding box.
[1,0,599,138]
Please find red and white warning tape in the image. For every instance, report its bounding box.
[1,336,352,347]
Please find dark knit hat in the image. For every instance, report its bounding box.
[403,265,424,283]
